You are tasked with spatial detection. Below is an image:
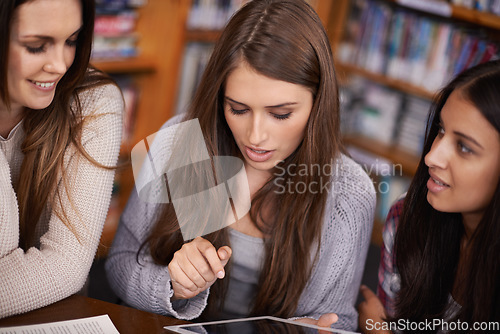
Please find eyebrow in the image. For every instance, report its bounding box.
[225,97,297,109]
[21,26,83,40]
[454,131,484,149]
[440,116,484,149]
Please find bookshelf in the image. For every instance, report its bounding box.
[91,0,190,256]
[327,0,500,168]
[336,62,437,100]
[92,0,500,251]
[92,57,156,74]
[185,30,222,42]
[325,0,500,245]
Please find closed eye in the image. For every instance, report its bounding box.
[229,107,248,115]
[26,44,46,54]
[66,38,78,47]
[272,112,291,120]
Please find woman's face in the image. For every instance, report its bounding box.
[224,61,313,178]
[425,90,500,225]
[7,0,82,112]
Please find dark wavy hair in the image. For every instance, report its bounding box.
[0,0,116,249]
[394,59,500,333]
[142,0,341,318]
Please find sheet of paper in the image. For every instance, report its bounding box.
[0,314,119,334]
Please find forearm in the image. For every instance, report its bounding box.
[0,164,118,318]
[106,190,209,320]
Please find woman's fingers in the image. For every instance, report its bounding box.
[169,261,199,292]
[359,284,377,302]
[317,313,338,327]
[194,240,226,280]
[295,312,338,332]
[168,237,232,299]
[172,244,207,289]
[358,285,390,334]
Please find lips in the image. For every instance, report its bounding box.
[429,171,450,187]
[427,170,450,193]
[245,146,274,163]
[29,79,57,90]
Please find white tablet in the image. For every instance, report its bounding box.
[164,316,358,334]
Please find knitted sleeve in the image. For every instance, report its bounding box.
[0,83,123,318]
[105,114,210,320]
[293,155,376,331]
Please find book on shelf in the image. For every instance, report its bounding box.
[340,75,431,159]
[396,95,430,155]
[94,10,137,36]
[346,144,411,223]
[187,0,248,31]
[95,0,147,11]
[175,42,214,115]
[112,76,139,145]
[338,0,500,94]
[92,1,143,61]
[92,34,139,60]
[341,77,403,145]
[450,0,500,15]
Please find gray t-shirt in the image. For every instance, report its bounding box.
[219,228,264,319]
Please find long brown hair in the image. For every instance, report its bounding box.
[144,0,341,318]
[394,60,500,332]
[0,0,117,249]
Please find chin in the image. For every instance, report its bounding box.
[427,195,456,213]
[28,99,54,110]
[426,193,443,212]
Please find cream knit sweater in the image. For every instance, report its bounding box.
[0,83,123,318]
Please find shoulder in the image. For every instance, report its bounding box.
[331,154,376,205]
[321,154,376,237]
[386,197,405,228]
[382,196,405,250]
[159,113,187,129]
[76,82,124,118]
[72,83,123,160]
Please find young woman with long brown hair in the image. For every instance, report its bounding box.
[106,0,375,331]
[358,60,500,333]
[0,0,123,318]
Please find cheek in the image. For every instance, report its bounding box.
[65,48,77,67]
[224,112,241,138]
[7,49,23,82]
[463,162,500,209]
[9,51,43,82]
[284,117,309,145]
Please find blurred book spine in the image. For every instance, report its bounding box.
[187,0,248,30]
[338,0,499,93]
[340,76,431,157]
[92,0,146,60]
[112,75,139,145]
[450,0,500,14]
[346,144,411,222]
[175,43,214,115]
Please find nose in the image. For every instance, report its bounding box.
[424,136,448,169]
[248,113,268,147]
[43,46,69,74]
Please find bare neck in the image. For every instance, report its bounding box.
[0,103,24,138]
[461,212,482,241]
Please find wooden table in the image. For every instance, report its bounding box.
[0,295,187,333]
